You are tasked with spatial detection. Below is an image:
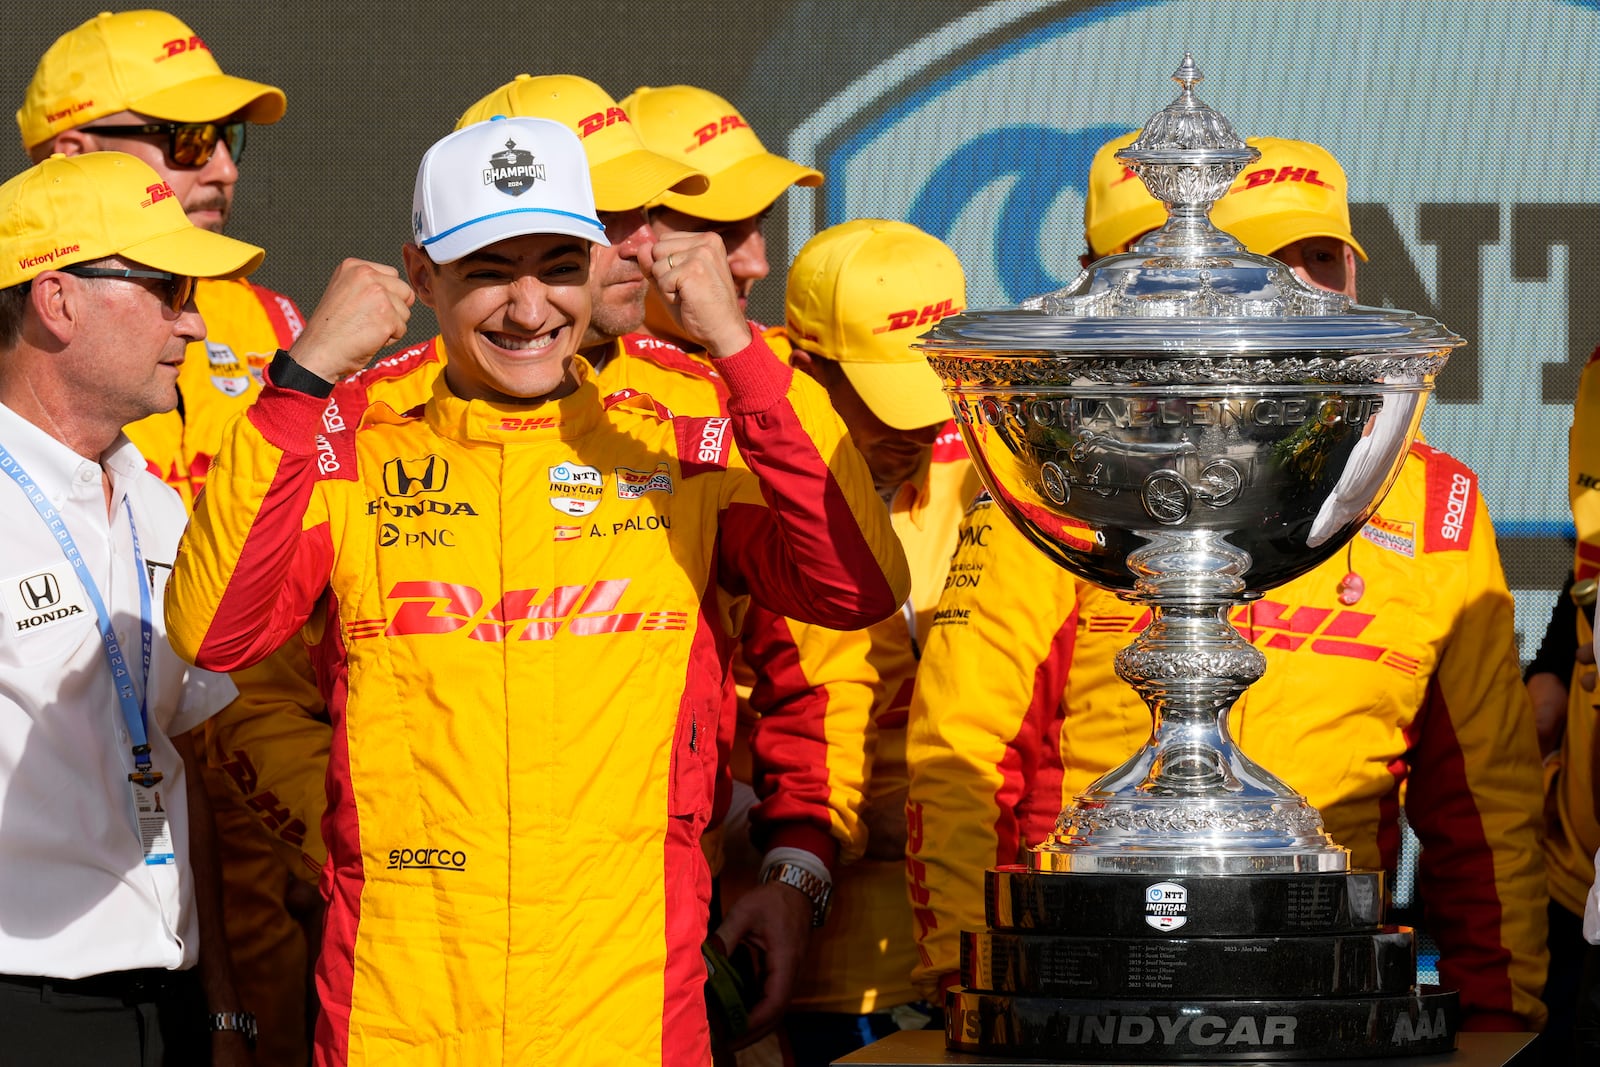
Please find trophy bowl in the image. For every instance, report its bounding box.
[922,55,1461,877]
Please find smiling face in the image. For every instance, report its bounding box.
[403,233,593,404]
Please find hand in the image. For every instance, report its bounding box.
[711,879,814,1047]
[210,1029,256,1067]
[864,785,910,862]
[290,259,414,383]
[637,234,751,359]
[1526,671,1570,758]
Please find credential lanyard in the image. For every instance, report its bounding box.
[0,444,159,785]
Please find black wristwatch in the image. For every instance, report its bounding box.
[763,861,833,927]
[209,1011,258,1050]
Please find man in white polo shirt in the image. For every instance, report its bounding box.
[0,150,263,1065]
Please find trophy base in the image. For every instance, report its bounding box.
[986,867,1385,937]
[945,987,1460,1061]
[958,867,1458,1060]
[961,927,1416,999]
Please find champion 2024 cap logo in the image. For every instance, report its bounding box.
[484,139,546,197]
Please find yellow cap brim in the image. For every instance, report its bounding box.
[121,224,265,281]
[589,148,708,213]
[838,358,952,431]
[133,74,287,126]
[656,153,822,221]
[1223,211,1368,262]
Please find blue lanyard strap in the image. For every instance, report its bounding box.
[0,445,159,785]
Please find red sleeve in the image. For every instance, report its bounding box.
[167,365,355,672]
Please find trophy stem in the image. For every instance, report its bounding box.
[1035,538,1349,875]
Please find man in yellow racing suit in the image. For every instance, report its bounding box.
[167,116,907,1066]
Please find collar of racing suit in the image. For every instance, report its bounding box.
[416,351,609,444]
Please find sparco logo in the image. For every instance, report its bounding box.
[697,418,730,463]
[484,139,546,196]
[1440,472,1472,542]
[384,456,448,497]
[387,847,467,872]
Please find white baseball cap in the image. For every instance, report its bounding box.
[412,116,609,263]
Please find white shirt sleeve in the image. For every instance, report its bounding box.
[169,665,238,737]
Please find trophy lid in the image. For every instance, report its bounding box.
[922,55,1462,369]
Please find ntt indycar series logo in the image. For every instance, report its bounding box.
[1143,881,1187,931]
[785,0,1600,535]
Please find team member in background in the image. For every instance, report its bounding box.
[19,11,322,1064]
[729,220,982,1064]
[621,83,821,350]
[166,115,908,1066]
[1522,339,1600,1063]
[0,150,259,1066]
[906,133,1549,1033]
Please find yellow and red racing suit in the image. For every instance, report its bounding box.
[1545,345,1600,919]
[344,325,877,870]
[744,425,982,1015]
[127,276,321,1067]
[166,338,908,1066]
[907,442,1549,1031]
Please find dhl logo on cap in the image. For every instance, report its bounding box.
[874,298,964,335]
[577,107,629,138]
[1237,166,1336,193]
[685,113,752,153]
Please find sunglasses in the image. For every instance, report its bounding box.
[59,267,197,315]
[82,121,246,167]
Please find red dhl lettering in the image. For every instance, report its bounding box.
[685,113,750,151]
[1092,600,1419,674]
[1240,166,1332,191]
[156,36,209,61]
[577,106,629,137]
[376,579,688,642]
[875,297,964,333]
[141,181,177,208]
[1576,541,1600,581]
[499,416,557,431]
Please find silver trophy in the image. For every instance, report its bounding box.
[924,57,1464,1059]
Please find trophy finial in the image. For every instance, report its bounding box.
[1173,51,1202,93]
